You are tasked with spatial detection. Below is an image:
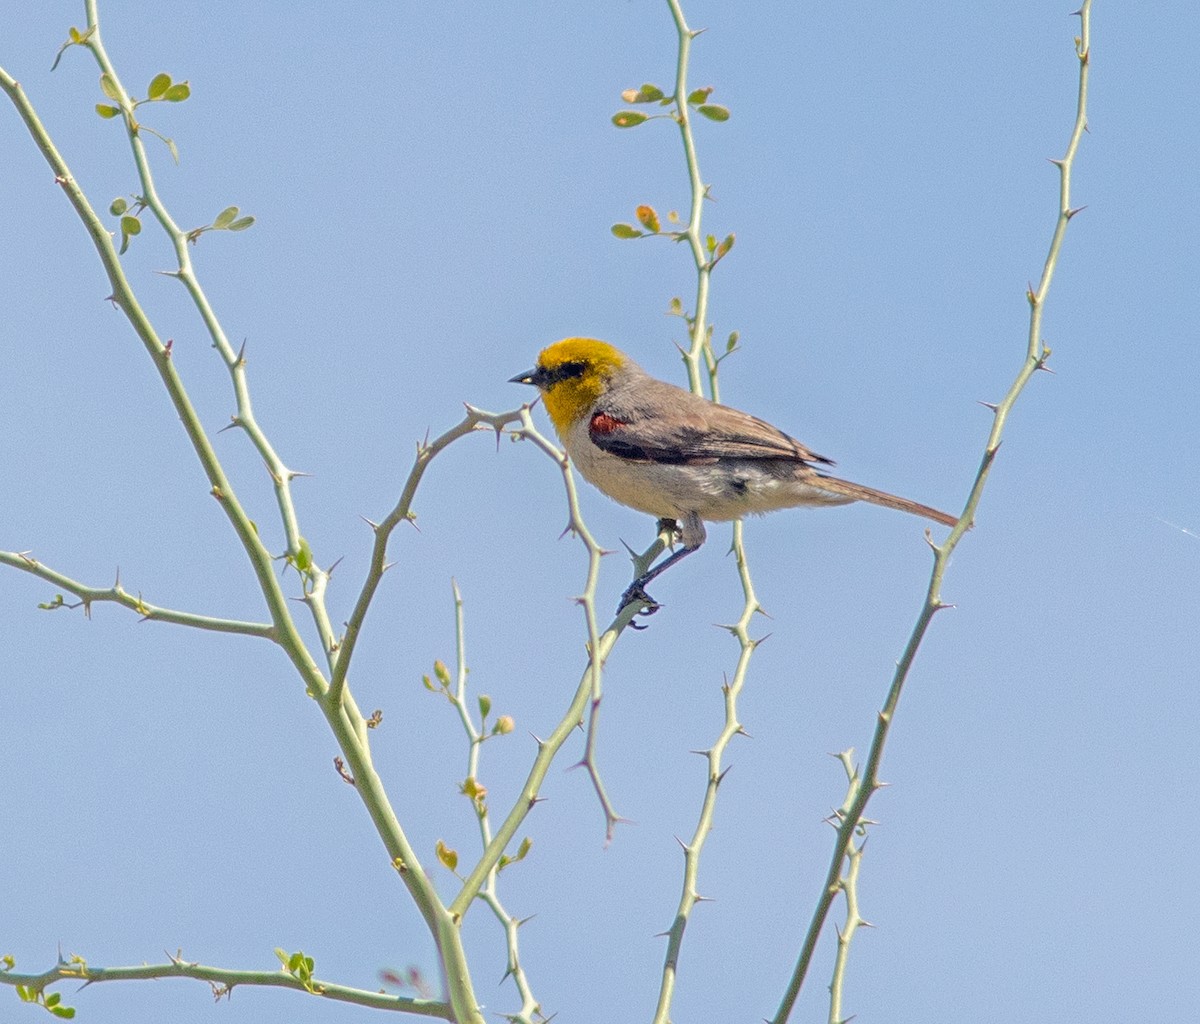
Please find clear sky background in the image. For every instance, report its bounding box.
[2,3,1195,1023]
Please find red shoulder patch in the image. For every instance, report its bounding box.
[589,411,626,434]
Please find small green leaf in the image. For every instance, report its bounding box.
[69,27,83,43]
[119,215,142,254]
[1,953,13,971]
[294,537,312,573]
[726,330,740,352]
[612,110,648,128]
[51,1004,77,1018]
[163,82,191,102]
[686,87,712,105]
[668,297,683,316]
[274,948,288,967]
[516,836,532,860]
[99,72,120,100]
[705,233,716,254]
[697,104,730,122]
[435,839,458,871]
[45,994,61,1008]
[421,674,435,691]
[213,206,239,229]
[228,216,255,231]
[166,137,180,164]
[433,660,451,687]
[611,223,643,239]
[95,104,119,119]
[715,233,735,258]
[622,82,664,104]
[110,197,127,216]
[478,694,492,719]
[147,73,171,100]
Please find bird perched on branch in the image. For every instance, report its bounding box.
[510,338,957,618]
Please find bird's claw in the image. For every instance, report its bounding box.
[618,583,661,625]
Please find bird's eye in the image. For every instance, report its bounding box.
[544,360,587,384]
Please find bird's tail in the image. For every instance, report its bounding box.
[815,475,958,528]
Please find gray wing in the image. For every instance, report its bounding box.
[589,374,834,467]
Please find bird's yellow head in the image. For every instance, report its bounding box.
[509,338,630,435]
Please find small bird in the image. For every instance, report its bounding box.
[510,338,957,616]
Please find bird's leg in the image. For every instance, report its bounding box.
[617,513,705,619]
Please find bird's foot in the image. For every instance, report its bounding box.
[618,582,661,627]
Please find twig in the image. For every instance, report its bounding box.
[771,6,1092,1020]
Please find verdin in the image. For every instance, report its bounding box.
[511,337,957,615]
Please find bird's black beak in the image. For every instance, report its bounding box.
[509,367,541,387]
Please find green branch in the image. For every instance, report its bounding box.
[438,581,543,1024]
[327,405,524,711]
[0,953,453,1018]
[771,5,1092,1020]
[623,5,761,1022]
[0,551,275,638]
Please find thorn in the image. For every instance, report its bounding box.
[714,765,733,786]
[1065,204,1087,220]
[217,417,239,434]
[327,555,344,576]
[689,748,711,757]
[977,400,998,412]
[693,893,714,904]
[1047,157,1064,168]
[674,835,689,852]
[236,338,248,364]
[359,515,380,531]
[333,756,355,785]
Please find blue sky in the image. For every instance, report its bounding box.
[2,3,1196,1022]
